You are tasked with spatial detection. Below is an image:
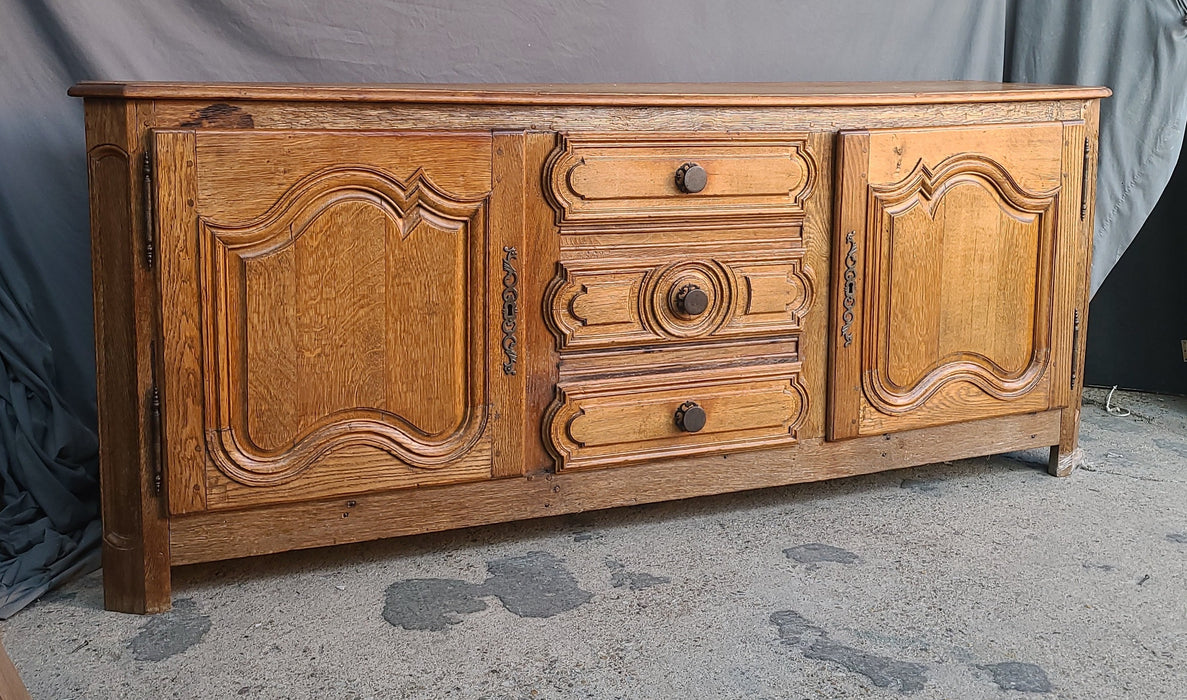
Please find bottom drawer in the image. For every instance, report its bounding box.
[545,364,808,470]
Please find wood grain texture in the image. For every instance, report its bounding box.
[545,133,814,228]
[1050,102,1100,476]
[546,251,811,351]
[87,100,172,613]
[0,638,30,700]
[1048,121,1088,413]
[170,409,1062,566]
[795,131,833,441]
[522,133,563,475]
[193,131,492,218]
[545,364,807,470]
[152,130,509,511]
[490,132,528,477]
[144,100,1089,138]
[69,81,1110,105]
[154,131,207,514]
[830,123,1066,439]
[827,131,870,440]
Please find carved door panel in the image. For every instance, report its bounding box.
[153,130,524,513]
[829,122,1084,439]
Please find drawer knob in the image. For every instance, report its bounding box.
[675,401,707,433]
[675,162,708,193]
[674,283,710,316]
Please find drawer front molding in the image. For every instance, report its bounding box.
[545,365,808,470]
[546,254,812,350]
[544,133,816,229]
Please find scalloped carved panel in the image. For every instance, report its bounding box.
[203,166,490,485]
[545,365,808,471]
[829,124,1067,439]
[153,131,499,512]
[546,253,812,351]
[545,133,815,229]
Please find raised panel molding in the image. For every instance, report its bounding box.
[199,165,490,487]
[544,133,816,229]
[545,254,812,351]
[862,153,1059,416]
[545,365,809,470]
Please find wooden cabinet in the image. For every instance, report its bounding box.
[72,81,1107,613]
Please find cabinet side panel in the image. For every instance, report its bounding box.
[1048,120,1087,410]
[1050,101,1100,475]
[87,99,171,613]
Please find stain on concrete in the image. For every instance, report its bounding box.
[1083,562,1117,571]
[900,478,943,493]
[976,662,1052,693]
[572,531,602,543]
[1166,533,1187,544]
[382,578,489,631]
[770,610,821,646]
[606,559,670,590]
[784,543,859,566]
[129,598,211,661]
[807,638,928,693]
[482,551,593,618]
[770,610,927,693]
[383,552,592,630]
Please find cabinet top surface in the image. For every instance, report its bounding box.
[68,81,1110,106]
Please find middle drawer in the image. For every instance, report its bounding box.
[546,252,813,350]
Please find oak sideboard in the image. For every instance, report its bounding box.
[70,81,1109,613]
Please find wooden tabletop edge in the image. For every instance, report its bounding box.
[66,81,1113,105]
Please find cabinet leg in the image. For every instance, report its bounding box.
[101,512,172,614]
[1047,406,1084,477]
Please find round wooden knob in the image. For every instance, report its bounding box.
[675,162,708,193]
[674,284,710,316]
[675,401,707,433]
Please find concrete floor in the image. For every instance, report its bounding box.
[4,387,1186,699]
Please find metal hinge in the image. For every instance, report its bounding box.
[148,348,163,495]
[1070,309,1081,389]
[142,146,155,269]
[1080,137,1090,220]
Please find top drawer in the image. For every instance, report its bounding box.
[545,133,815,229]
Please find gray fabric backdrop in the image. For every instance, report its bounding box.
[0,0,1184,616]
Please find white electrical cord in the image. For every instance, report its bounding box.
[1105,385,1131,417]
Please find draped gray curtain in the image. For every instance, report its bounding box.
[0,0,1183,617]
[1006,0,1187,294]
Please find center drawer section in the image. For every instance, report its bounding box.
[546,133,815,229]
[546,364,808,471]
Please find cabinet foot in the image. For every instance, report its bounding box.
[100,522,172,614]
[1047,446,1083,477]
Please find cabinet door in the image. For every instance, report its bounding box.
[829,122,1083,439]
[153,130,523,513]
